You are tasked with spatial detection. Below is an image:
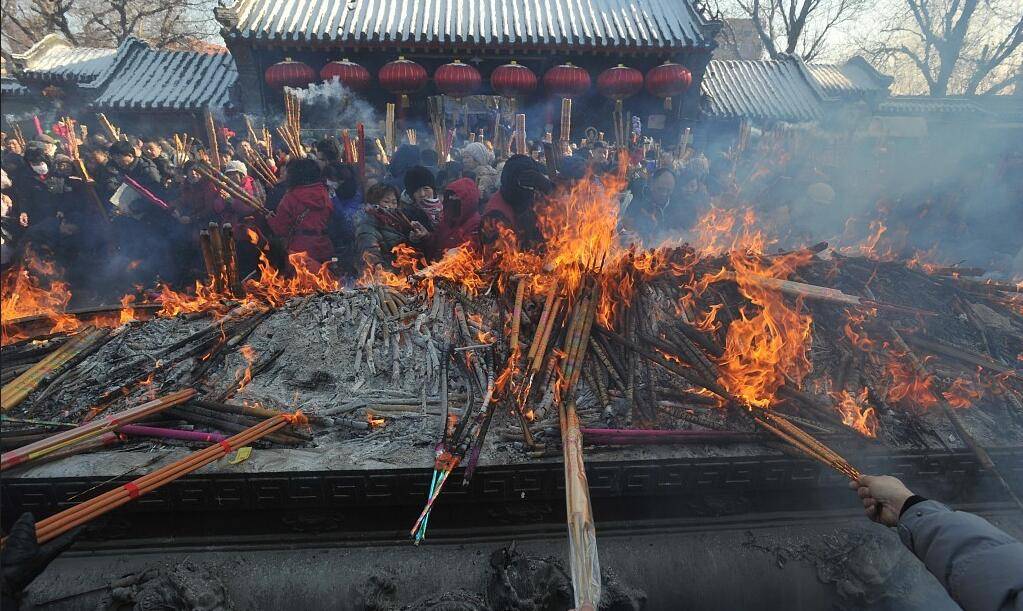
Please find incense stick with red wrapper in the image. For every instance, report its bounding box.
[6,410,306,546]
[1,389,196,471]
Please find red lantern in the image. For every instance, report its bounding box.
[434,60,482,98]
[264,57,316,91]
[542,63,591,98]
[379,56,428,101]
[645,62,692,110]
[490,61,537,98]
[597,64,644,100]
[320,58,371,93]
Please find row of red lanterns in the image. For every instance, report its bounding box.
[265,57,692,105]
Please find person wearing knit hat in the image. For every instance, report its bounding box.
[403,165,440,230]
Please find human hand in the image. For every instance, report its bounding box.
[409,221,429,243]
[18,212,28,227]
[850,474,914,527]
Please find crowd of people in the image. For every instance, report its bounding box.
[2,119,1021,306]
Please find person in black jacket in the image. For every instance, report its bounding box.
[106,141,176,289]
[142,140,176,187]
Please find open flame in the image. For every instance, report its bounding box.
[236,344,256,391]
[833,388,879,437]
[1,249,78,343]
[699,212,814,408]
[883,345,939,409]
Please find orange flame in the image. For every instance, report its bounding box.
[833,388,878,437]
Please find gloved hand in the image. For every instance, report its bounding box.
[2,513,79,609]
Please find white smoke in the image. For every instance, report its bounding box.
[286,79,380,139]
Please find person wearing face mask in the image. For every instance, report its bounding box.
[214,160,264,228]
[480,154,554,249]
[427,177,481,259]
[16,149,59,232]
[402,165,439,239]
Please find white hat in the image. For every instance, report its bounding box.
[224,160,248,176]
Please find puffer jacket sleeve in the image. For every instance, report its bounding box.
[898,500,1023,611]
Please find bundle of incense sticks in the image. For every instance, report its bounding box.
[375,138,390,165]
[1,389,196,470]
[406,128,417,146]
[244,115,260,145]
[2,326,109,412]
[385,103,396,154]
[21,412,298,545]
[737,120,751,154]
[172,133,194,166]
[356,123,366,179]
[97,113,121,141]
[204,110,221,171]
[677,127,692,162]
[428,96,447,160]
[515,114,527,155]
[60,117,107,220]
[199,222,243,295]
[245,147,278,185]
[754,410,861,480]
[278,91,304,157]
[12,124,26,149]
[560,98,572,143]
[196,164,268,215]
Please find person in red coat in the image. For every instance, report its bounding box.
[176,161,220,228]
[267,158,333,268]
[480,155,553,250]
[428,177,481,258]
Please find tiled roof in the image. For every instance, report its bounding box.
[86,38,237,111]
[702,56,825,122]
[12,34,115,83]
[216,0,712,51]
[806,57,892,98]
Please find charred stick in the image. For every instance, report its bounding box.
[599,327,730,399]
[208,222,228,293]
[222,224,243,296]
[589,337,625,390]
[674,320,724,359]
[509,276,526,356]
[211,347,283,403]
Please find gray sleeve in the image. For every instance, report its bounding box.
[898,500,1023,611]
